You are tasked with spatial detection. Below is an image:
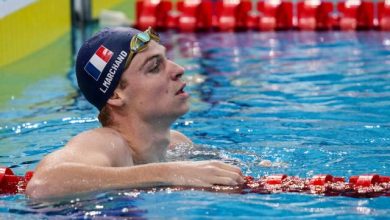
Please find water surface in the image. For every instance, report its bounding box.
[0,31,389,219]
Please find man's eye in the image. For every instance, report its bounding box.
[150,63,160,73]
[149,59,161,73]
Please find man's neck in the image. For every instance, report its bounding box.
[109,114,173,164]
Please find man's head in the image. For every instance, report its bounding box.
[76,27,189,126]
[76,27,157,110]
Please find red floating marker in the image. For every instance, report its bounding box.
[177,0,198,32]
[379,176,390,183]
[297,0,335,30]
[349,175,358,185]
[265,174,287,184]
[215,0,256,31]
[337,0,374,30]
[357,1,374,30]
[215,0,240,31]
[165,11,179,29]
[136,0,175,30]
[350,174,380,187]
[236,0,258,30]
[310,174,333,186]
[136,0,159,30]
[333,177,345,182]
[0,167,35,194]
[257,0,293,31]
[177,0,213,32]
[317,1,337,30]
[378,0,390,31]
[24,171,34,183]
[0,167,24,194]
[298,0,321,30]
[244,176,255,183]
[337,0,359,30]
[18,171,34,192]
[0,167,15,183]
[197,0,213,31]
[156,0,174,30]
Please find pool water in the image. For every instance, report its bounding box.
[1,31,390,219]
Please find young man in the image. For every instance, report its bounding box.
[26,27,244,199]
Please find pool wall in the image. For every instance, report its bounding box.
[0,0,136,109]
[0,0,71,108]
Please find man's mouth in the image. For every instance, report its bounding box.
[176,83,186,95]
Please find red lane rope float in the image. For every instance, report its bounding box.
[297,0,336,30]
[242,174,390,197]
[0,167,33,194]
[337,0,374,30]
[378,0,390,31]
[257,0,293,31]
[1,167,390,198]
[135,0,390,31]
[176,0,214,32]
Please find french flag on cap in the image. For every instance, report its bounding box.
[84,45,113,81]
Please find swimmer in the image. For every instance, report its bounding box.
[26,27,244,199]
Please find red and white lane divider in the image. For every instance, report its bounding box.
[243,174,390,197]
[1,167,389,197]
[134,0,390,31]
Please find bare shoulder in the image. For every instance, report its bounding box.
[169,130,193,149]
[37,128,132,170]
[67,127,127,150]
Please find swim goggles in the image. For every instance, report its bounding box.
[124,27,160,69]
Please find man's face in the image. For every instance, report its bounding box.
[120,40,189,122]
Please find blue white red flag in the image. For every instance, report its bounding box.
[84,45,113,81]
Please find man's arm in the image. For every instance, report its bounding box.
[26,129,244,199]
[26,159,244,199]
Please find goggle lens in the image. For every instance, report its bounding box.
[125,27,160,68]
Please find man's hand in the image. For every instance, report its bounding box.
[166,160,245,187]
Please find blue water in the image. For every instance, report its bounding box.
[1,31,390,219]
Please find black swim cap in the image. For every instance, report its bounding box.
[76,27,141,110]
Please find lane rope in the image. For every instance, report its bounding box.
[2,167,389,197]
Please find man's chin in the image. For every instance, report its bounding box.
[173,104,190,118]
[182,104,190,114]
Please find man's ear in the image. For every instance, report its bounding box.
[106,90,124,107]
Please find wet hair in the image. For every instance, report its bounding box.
[98,105,113,126]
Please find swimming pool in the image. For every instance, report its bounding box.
[1,30,389,218]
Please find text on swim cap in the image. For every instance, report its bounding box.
[100,50,128,94]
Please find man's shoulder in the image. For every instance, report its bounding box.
[62,127,132,166]
[34,128,132,175]
[68,127,128,149]
[169,130,193,149]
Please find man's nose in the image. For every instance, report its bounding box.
[169,60,185,81]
